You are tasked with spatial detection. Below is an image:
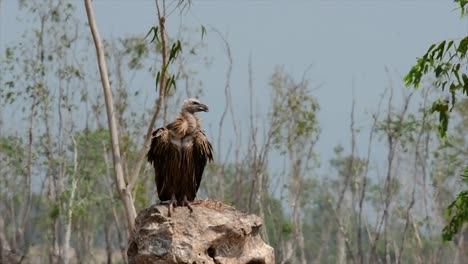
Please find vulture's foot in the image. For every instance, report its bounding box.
[160,195,178,217]
[181,196,193,214]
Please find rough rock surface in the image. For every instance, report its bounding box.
[128,200,275,264]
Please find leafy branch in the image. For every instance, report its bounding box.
[405,0,468,241]
[442,176,468,241]
[404,38,468,137]
[127,0,200,192]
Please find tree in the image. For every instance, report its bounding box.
[0,2,86,261]
[405,0,468,241]
[1,0,199,261]
[83,0,190,235]
[84,0,137,234]
[269,67,320,264]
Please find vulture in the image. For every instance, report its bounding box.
[147,98,213,215]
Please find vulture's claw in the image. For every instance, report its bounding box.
[181,196,193,214]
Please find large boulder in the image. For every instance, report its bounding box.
[127,200,275,264]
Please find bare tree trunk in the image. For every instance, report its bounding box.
[397,188,415,264]
[256,171,268,240]
[286,149,307,264]
[103,147,128,264]
[369,87,413,263]
[357,93,382,264]
[288,153,299,264]
[280,239,294,264]
[112,206,128,264]
[17,100,38,261]
[63,179,77,264]
[0,216,7,264]
[104,216,113,264]
[214,29,234,201]
[62,136,78,264]
[297,216,307,264]
[84,0,136,234]
[337,223,346,264]
[317,98,357,264]
[454,225,467,264]
[314,221,332,264]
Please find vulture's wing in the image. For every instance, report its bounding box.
[192,130,213,193]
[147,128,171,201]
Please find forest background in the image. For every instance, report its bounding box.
[0,0,467,263]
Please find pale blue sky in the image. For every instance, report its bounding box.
[1,0,467,177]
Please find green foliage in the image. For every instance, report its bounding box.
[74,128,109,178]
[0,136,28,195]
[262,193,287,247]
[145,26,160,44]
[145,25,182,94]
[122,37,150,70]
[442,187,468,241]
[49,204,60,220]
[301,183,337,260]
[281,221,294,236]
[455,0,468,16]
[431,99,450,137]
[269,67,320,153]
[133,178,150,211]
[330,145,365,179]
[405,0,468,241]
[404,37,468,137]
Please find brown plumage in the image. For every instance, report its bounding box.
[147,98,213,214]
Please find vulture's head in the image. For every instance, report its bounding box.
[181,98,209,114]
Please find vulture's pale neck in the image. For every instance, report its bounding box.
[180,110,199,120]
[173,110,201,137]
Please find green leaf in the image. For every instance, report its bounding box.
[168,43,177,63]
[455,0,468,16]
[435,65,443,77]
[462,73,468,88]
[177,40,182,53]
[155,71,161,91]
[201,25,207,40]
[168,40,183,64]
[446,40,454,51]
[436,41,446,59]
[457,37,468,55]
[426,43,437,54]
[430,100,449,137]
[144,26,160,43]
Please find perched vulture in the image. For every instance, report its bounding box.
[147,98,213,215]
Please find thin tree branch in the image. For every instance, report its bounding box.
[84,0,136,234]
[127,0,168,192]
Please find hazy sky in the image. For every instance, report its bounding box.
[1,0,467,175]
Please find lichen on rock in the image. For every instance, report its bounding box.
[127,200,275,264]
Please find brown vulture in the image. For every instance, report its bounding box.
[147,98,213,215]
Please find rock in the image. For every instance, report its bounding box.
[127,200,275,264]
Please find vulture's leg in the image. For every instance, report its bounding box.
[160,194,178,217]
[168,194,177,216]
[181,195,193,213]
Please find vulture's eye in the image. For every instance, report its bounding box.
[193,101,200,105]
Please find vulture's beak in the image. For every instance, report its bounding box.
[198,103,209,112]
